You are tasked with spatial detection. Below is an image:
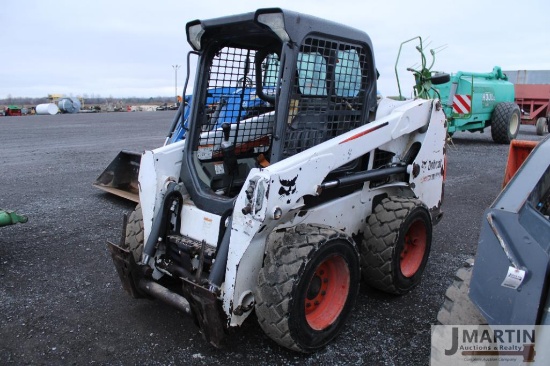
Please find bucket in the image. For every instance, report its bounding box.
[502,139,538,187]
[36,103,59,115]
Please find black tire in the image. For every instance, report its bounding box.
[437,260,486,325]
[536,117,547,136]
[255,224,360,353]
[490,102,521,144]
[360,197,432,295]
[431,72,450,85]
[124,204,144,262]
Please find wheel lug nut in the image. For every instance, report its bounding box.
[321,291,326,296]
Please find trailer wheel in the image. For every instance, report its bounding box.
[360,197,432,295]
[536,117,548,136]
[124,204,144,262]
[436,260,486,325]
[491,102,521,144]
[255,224,360,353]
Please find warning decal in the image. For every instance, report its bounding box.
[452,95,472,114]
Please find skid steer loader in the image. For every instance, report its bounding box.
[108,8,449,352]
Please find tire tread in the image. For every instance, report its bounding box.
[436,259,486,325]
[360,197,429,294]
[255,224,357,352]
[124,204,144,262]
[491,102,520,144]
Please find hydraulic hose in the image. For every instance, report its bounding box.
[208,217,233,292]
[319,165,408,190]
[141,182,182,265]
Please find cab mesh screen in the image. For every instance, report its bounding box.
[196,47,275,161]
[283,37,368,157]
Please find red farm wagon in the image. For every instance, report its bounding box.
[505,70,550,135]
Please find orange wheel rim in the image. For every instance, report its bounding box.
[304,254,350,330]
[400,219,427,277]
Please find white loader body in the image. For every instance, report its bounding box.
[138,96,446,325]
[108,8,450,352]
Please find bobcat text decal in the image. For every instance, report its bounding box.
[421,159,443,171]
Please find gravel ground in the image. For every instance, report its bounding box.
[0,111,546,365]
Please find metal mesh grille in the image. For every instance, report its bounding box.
[283,37,368,157]
[373,149,395,169]
[196,47,276,161]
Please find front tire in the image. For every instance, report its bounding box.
[124,204,144,262]
[360,197,432,295]
[255,224,360,353]
[491,102,521,144]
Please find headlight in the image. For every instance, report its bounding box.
[187,23,205,50]
[241,177,269,219]
[256,12,289,43]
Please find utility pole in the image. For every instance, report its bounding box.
[172,64,181,105]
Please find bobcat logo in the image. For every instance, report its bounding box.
[279,175,298,196]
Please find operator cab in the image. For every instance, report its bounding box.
[181,8,377,215]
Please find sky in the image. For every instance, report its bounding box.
[1,0,549,100]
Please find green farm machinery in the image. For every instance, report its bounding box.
[393,38,518,143]
[431,66,520,143]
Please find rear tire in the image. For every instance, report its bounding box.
[490,102,520,144]
[536,117,548,136]
[255,224,360,353]
[360,197,432,295]
[124,204,144,262]
[437,260,486,325]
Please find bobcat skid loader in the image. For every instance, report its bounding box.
[108,8,448,353]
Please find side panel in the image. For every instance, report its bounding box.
[224,98,447,324]
[139,140,187,242]
[471,208,550,325]
[458,78,515,118]
[272,185,408,236]
[409,103,447,215]
[179,202,221,246]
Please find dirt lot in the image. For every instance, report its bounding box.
[0,111,545,365]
